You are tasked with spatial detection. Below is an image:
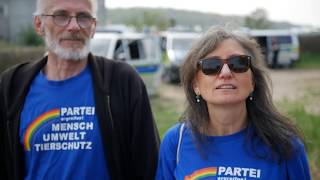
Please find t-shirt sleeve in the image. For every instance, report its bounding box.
[286,139,311,180]
[156,124,181,180]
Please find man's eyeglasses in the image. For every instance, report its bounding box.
[41,14,96,29]
[198,55,252,75]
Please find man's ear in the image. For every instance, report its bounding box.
[34,16,44,36]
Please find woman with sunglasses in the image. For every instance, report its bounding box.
[156,27,310,180]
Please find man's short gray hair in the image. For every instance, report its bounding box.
[34,0,98,17]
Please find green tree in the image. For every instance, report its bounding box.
[125,10,170,31]
[125,17,143,30]
[245,8,271,29]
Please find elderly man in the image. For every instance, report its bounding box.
[0,0,159,179]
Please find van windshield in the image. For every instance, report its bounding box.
[172,38,195,51]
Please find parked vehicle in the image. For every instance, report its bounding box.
[90,30,162,96]
[160,32,200,82]
[247,29,300,68]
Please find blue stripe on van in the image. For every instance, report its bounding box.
[280,47,292,51]
[135,64,160,73]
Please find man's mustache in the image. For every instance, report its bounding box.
[59,33,86,43]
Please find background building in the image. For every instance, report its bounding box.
[0,0,106,43]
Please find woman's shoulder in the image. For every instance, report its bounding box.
[290,137,306,156]
[162,123,184,140]
[161,123,190,146]
[286,137,311,179]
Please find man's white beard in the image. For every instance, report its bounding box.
[44,29,90,61]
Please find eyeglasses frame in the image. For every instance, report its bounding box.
[41,14,96,29]
[197,55,252,75]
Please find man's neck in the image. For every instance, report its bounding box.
[43,53,88,81]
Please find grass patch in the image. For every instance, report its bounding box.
[288,107,320,178]
[293,52,320,69]
[151,96,182,138]
[276,95,320,179]
[0,40,16,50]
[151,96,183,139]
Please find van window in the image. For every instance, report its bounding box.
[253,36,268,52]
[114,40,126,60]
[0,5,4,16]
[0,4,7,17]
[160,37,167,51]
[274,36,292,44]
[252,36,268,62]
[128,40,145,60]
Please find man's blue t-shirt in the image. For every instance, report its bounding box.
[20,66,110,180]
[156,123,310,180]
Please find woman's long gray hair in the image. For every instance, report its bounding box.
[180,27,303,159]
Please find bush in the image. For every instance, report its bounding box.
[299,33,320,54]
[293,52,320,69]
[0,47,45,73]
[17,26,44,46]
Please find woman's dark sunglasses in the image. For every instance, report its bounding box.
[198,55,252,75]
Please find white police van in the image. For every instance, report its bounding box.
[160,32,200,82]
[247,29,300,67]
[90,30,162,96]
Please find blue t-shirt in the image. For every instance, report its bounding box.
[156,123,310,180]
[20,66,110,180]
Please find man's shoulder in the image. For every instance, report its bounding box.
[1,58,45,79]
[1,61,30,77]
[92,55,137,75]
[0,58,46,95]
[90,55,144,94]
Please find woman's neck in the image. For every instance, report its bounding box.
[207,103,248,136]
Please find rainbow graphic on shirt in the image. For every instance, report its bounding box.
[185,167,217,180]
[23,109,60,151]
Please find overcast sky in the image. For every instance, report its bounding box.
[105,0,320,27]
